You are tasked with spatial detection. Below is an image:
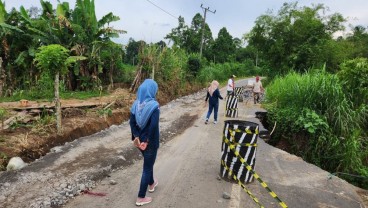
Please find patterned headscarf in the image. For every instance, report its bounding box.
[208,80,219,96]
[130,79,159,129]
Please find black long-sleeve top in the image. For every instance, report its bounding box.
[129,107,160,150]
[205,89,223,105]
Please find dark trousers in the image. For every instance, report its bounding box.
[138,147,157,198]
[254,92,260,104]
[206,102,219,121]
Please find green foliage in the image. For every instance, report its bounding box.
[60,90,105,100]
[165,13,213,54]
[136,45,190,98]
[264,70,368,188]
[246,3,346,75]
[265,71,364,135]
[115,63,136,83]
[337,58,368,107]
[0,107,7,129]
[35,72,54,95]
[187,53,202,76]
[97,107,112,118]
[196,62,261,84]
[296,108,329,134]
[266,106,302,137]
[212,27,236,63]
[0,88,106,103]
[164,16,188,47]
[0,1,6,23]
[345,26,368,58]
[125,38,145,65]
[31,111,55,135]
[34,44,71,77]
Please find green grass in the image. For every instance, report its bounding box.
[0,90,107,102]
[264,70,368,188]
[60,90,107,99]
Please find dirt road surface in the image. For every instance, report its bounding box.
[0,78,365,208]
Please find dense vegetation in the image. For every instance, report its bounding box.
[246,3,368,188]
[0,1,367,188]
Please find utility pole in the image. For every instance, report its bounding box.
[200,4,215,57]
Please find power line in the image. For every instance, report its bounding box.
[144,0,178,20]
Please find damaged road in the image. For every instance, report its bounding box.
[0,90,204,208]
[0,81,366,208]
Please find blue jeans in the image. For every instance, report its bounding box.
[206,102,219,121]
[138,147,157,198]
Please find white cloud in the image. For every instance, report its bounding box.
[4,0,368,44]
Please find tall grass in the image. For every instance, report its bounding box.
[264,71,368,188]
[265,71,365,135]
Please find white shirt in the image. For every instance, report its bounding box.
[253,81,262,93]
[227,79,234,91]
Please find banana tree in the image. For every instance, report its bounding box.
[71,0,126,90]
[0,1,27,96]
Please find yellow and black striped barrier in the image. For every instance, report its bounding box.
[221,121,288,208]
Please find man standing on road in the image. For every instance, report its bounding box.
[252,76,264,104]
[227,75,236,96]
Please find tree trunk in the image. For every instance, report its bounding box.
[55,72,62,135]
[151,64,155,80]
[109,59,114,91]
[0,58,4,97]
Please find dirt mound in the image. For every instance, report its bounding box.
[0,88,134,169]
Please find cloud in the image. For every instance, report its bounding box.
[4,0,368,44]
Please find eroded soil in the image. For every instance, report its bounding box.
[0,84,367,207]
[0,86,188,170]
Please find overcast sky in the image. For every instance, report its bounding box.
[4,0,368,45]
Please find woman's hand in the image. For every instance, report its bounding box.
[133,137,141,147]
[139,142,148,150]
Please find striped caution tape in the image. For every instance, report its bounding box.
[223,137,257,147]
[222,136,288,208]
[229,127,259,135]
[221,160,265,208]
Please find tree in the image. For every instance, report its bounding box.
[100,41,124,90]
[70,0,125,90]
[246,3,345,75]
[34,44,85,134]
[125,38,146,65]
[0,2,32,96]
[185,13,213,54]
[165,14,213,56]
[165,16,188,48]
[346,25,368,58]
[338,58,368,107]
[211,27,236,63]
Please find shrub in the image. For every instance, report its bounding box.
[264,70,368,188]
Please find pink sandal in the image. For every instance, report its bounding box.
[148,180,158,193]
[136,197,152,206]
